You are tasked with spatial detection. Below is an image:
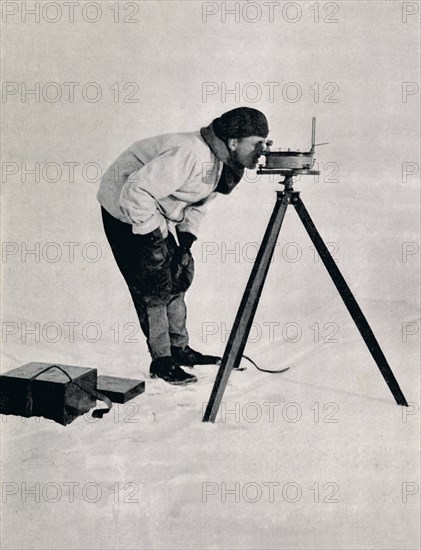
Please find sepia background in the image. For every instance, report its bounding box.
[1,1,420,549]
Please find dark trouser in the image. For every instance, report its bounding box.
[101,208,189,359]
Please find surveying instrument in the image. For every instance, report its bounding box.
[203,118,408,423]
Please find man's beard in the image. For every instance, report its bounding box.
[229,149,244,168]
[229,149,257,169]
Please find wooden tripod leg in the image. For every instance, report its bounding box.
[203,192,289,422]
[294,197,408,407]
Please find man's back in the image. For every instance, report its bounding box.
[97,130,221,235]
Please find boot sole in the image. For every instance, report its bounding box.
[150,373,198,385]
[184,362,246,371]
[175,360,222,368]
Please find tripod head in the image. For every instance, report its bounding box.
[257,117,325,190]
[256,167,321,191]
[257,117,326,192]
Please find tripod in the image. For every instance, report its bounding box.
[203,170,408,423]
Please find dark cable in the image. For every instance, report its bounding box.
[241,355,290,374]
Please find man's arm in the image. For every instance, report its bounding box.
[177,193,218,238]
[119,146,197,235]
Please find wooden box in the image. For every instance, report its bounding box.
[96,375,145,403]
[0,362,97,425]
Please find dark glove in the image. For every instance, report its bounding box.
[137,227,172,305]
[138,227,167,267]
[171,230,196,293]
[176,230,197,251]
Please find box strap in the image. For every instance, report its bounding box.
[26,365,113,420]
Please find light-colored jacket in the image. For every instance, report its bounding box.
[97,131,222,237]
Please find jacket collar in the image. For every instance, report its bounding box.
[200,123,244,194]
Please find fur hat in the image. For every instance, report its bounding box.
[212,107,269,140]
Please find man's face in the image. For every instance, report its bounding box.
[229,136,268,169]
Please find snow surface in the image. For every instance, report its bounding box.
[1,1,420,548]
[2,175,419,549]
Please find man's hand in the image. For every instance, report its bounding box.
[177,230,196,269]
[172,230,196,293]
[177,230,197,252]
[141,227,165,247]
[179,248,192,267]
[137,227,172,305]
